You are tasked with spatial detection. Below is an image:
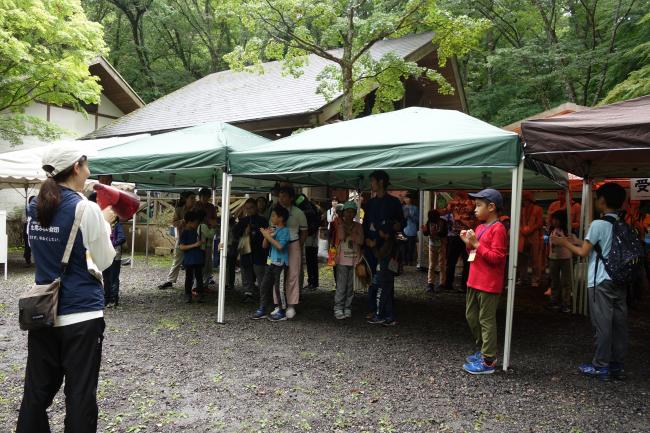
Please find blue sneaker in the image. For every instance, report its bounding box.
[466,351,482,364]
[578,363,610,381]
[251,308,267,320]
[367,316,385,325]
[463,359,496,375]
[268,309,287,322]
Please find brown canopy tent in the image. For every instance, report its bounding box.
[521,95,650,179]
[521,95,650,314]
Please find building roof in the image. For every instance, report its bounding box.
[502,102,588,134]
[84,33,437,139]
[89,56,145,114]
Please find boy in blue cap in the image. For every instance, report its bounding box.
[460,188,508,374]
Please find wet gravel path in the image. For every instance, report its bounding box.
[1,253,649,432]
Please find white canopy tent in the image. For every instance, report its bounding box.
[0,135,149,274]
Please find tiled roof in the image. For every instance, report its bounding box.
[84,32,435,138]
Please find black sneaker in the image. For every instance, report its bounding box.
[158,282,173,290]
[382,319,398,327]
[425,284,434,293]
[610,362,626,381]
[185,294,192,303]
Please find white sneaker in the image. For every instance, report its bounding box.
[344,310,352,319]
[334,311,345,320]
[286,306,296,319]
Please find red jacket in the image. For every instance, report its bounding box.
[467,222,508,294]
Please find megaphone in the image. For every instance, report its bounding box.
[93,183,140,220]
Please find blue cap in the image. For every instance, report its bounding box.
[468,188,503,210]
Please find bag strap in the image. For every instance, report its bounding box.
[61,200,88,268]
[592,215,617,289]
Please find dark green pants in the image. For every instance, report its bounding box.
[466,287,500,359]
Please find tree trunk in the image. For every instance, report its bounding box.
[529,0,578,102]
[341,64,354,121]
[340,1,355,121]
[108,0,157,93]
[592,0,636,104]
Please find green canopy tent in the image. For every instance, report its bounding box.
[228,106,565,191]
[228,107,539,370]
[89,122,271,189]
[89,122,273,320]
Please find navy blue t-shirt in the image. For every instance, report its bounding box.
[362,193,405,272]
[180,228,204,266]
[362,194,405,241]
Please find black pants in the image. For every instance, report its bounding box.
[305,246,319,287]
[102,260,121,305]
[23,223,31,264]
[377,269,396,320]
[185,265,204,296]
[226,251,237,289]
[405,235,418,266]
[17,318,105,433]
[260,264,285,310]
[445,236,469,290]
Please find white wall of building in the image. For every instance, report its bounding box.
[0,94,126,218]
[99,94,123,118]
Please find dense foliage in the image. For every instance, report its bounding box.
[444,0,650,124]
[4,0,648,145]
[0,0,107,145]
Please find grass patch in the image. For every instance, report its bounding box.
[155,318,180,331]
[212,371,224,383]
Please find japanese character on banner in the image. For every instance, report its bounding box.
[631,178,650,200]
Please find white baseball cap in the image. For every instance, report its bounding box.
[42,143,87,177]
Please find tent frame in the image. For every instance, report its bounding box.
[503,159,524,371]
[219,161,526,371]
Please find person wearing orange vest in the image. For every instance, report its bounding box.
[547,191,581,233]
[519,191,544,288]
[444,192,477,291]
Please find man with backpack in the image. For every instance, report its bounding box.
[553,182,643,381]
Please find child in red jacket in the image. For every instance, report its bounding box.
[460,188,508,375]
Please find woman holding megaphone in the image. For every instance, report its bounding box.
[17,144,117,433]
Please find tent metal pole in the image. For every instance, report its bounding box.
[145,191,151,265]
[352,187,362,292]
[130,192,137,269]
[216,173,232,324]
[582,178,594,316]
[417,190,426,269]
[575,179,590,314]
[503,159,524,371]
[211,173,217,205]
[566,188,574,309]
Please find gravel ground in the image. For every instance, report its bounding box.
[1,252,649,433]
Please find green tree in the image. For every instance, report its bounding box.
[0,0,107,145]
[602,11,650,103]
[445,0,647,125]
[224,0,489,120]
[83,0,243,102]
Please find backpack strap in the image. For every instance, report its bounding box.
[592,215,617,289]
[61,200,88,270]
